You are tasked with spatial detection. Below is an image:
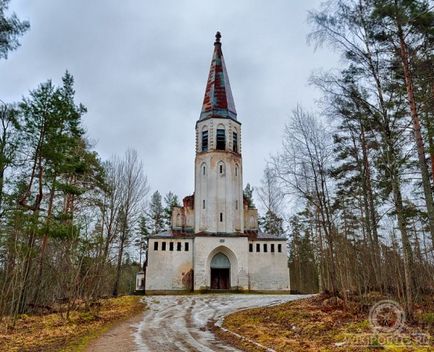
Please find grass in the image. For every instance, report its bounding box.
[0,295,144,352]
[217,293,434,352]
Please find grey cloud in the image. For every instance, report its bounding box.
[0,0,338,204]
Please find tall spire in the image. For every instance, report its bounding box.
[200,32,237,120]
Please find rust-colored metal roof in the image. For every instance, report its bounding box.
[200,32,237,121]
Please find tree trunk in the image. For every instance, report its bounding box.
[397,24,434,248]
[112,233,125,297]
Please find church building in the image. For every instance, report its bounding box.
[143,32,290,293]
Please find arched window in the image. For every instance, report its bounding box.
[217,161,225,175]
[235,164,239,176]
[232,131,238,153]
[201,162,207,176]
[202,128,209,152]
[216,128,226,150]
[210,253,230,268]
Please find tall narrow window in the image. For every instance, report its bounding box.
[278,244,282,253]
[162,242,167,251]
[202,130,208,152]
[220,165,223,174]
[235,167,238,176]
[256,243,260,252]
[203,199,206,209]
[154,241,158,251]
[235,200,238,210]
[263,243,268,252]
[249,243,253,252]
[216,129,225,150]
[203,166,206,175]
[233,132,238,153]
[271,243,275,253]
[185,242,189,251]
[177,242,182,251]
[169,242,174,251]
[220,212,223,222]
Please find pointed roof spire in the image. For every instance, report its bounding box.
[200,32,237,121]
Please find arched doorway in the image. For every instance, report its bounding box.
[210,253,230,289]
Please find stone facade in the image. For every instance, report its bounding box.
[144,33,290,293]
[145,235,289,292]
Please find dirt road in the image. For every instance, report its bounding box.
[87,294,305,352]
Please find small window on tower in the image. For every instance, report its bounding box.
[249,243,253,252]
[256,243,260,252]
[235,200,238,210]
[162,242,166,251]
[220,165,223,174]
[203,200,206,209]
[202,130,208,152]
[220,212,223,222]
[216,129,226,150]
[203,165,206,175]
[235,167,238,176]
[169,242,174,251]
[177,242,182,251]
[271,243,275,253]
[154,241,158,251]
[263,243,268,252]
[185,242,189,251]
[278,244,282,253]
[233,132,238,153]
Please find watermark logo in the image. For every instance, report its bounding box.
[340,299,432,349]
[369,300,406,334]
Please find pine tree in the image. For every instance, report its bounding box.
[163,191,180,230]
[149,191,164,235]
[259,210,284,236]
[243,183,255,208]
[0,0,30,59]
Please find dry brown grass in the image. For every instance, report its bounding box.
[219,294,434,352]
[0,295,144,352]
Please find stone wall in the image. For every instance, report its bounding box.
[193,236,249,290]
[194,117,244,234]
[247,240,290,291]
[145,238,194,291]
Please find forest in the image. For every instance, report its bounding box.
[277,0,434,320]
[0,0,433,326]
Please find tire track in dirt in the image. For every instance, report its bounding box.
[134,294,304,352]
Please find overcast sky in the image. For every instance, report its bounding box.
[0,0,339,209]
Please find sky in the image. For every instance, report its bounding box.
[0,0,339,210]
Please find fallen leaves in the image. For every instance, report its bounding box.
[0,295,144,352]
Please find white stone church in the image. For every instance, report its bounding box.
[141,32,289,293]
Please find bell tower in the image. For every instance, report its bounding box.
[194,32,244,234]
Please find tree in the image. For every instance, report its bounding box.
[148,191,164,235]
[243,183,255,208]
[288,214,319,293]
[371,0,434,256]
[271,106,339,296]
[135,214,150,268]
[0,102,20,216]
[112,149,149,296]
[163,191,179,230]
[257,166,285,236]
[0,0,30,59]
[259,210,284,237]
[306,0,434,316]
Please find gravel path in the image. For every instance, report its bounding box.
[86,294,305,352]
